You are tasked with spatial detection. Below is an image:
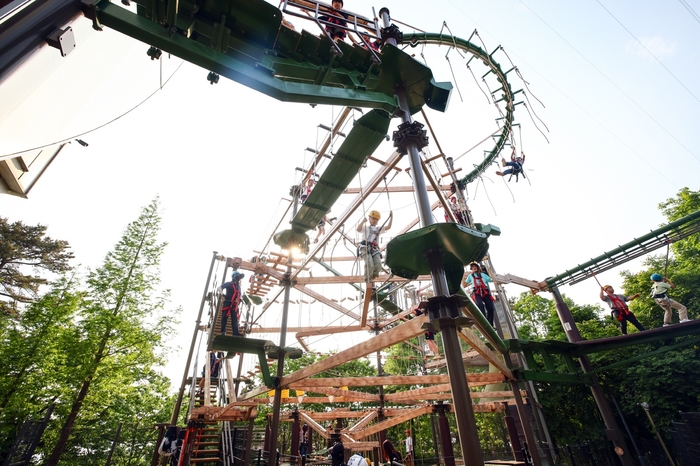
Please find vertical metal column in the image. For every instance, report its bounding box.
[378,8,484,464]
[436,404,456,466]
[291,411,300,465]
[170,251,222,425]
[550,286,635,466]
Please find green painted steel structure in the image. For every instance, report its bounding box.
[83,0,451,113]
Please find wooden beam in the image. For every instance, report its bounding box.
[345,442,380,451]
[302,410,369,420]
[279,315,429,388]
[288,372,506,388]
[384,384,452,402]
[350,405,433,440]
[459,327,513,379]
[360,283,372,327]
[294,274,432,285]
[348,411,378,432]
[294,283,361,320]
[309,387,380,402]
[299,412,330,440]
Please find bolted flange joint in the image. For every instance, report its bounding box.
[392,121,428,155]
[380,24,403,46]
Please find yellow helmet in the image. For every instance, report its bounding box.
[369,210,381,220]
[603,285,613,290]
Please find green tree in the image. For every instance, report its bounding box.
[0,217,73,315]
[45,199,178,465]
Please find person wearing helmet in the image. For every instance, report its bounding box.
[599,285,644,335]
[464,262,496,326]
[357,210,393,281]
[650,274,691,326]
[495,149,525,182]
[220,271,245,336]
[444,195,468,225]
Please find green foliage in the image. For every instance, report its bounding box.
[0,217,73,316]
[0,199,179,465]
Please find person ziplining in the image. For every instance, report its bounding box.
[496,149,526,182]
[599,285,645,335]
[356,210,392,281]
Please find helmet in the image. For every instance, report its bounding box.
[369,210,381,220]
[650,273,663,281]
[603,285,612,290]
[450,196,456,202]
[232,271,245,281]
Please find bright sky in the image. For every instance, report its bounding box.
[1,0,699,386]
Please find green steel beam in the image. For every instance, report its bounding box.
[84,0,453,113]
[546,209,700,288]
[518,370,590,385]
[407,33,516,186]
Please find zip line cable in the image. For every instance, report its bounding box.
[595,0,700,106]
[0,60,185,159]
[676,0,700,24]
[519,0,700,164]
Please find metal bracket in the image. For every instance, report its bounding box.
[392,121,428,155]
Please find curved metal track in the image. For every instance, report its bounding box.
[408,33,516,185]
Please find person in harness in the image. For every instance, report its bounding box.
[220,271,244,336]
[650,274,691,326]
[443,195,468,225]
[496,150,525,182]
[318,0,348,42]
[599,285,644,335]
[464,262,496,326]
[356,210,392,281]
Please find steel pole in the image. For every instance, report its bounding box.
[268,192,300,465]
[550,286,635,466]
[170,251,221,425]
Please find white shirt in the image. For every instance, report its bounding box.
[405,436,413,453]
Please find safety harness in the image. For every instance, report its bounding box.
[222,283,241,318]
[471,273,492,298]
[607,294,631,322]
[507,157,525,182]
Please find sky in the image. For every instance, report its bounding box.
[1,0,699,387]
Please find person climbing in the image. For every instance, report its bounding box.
[318,0,348,42]
[357,210,392,281]
[314,215,334,243]
[496,150,525,182]
[198,351,225,391]
[464,262,496,326]
[413,308,439,355]
[650,274,691,326]
[599,285,645,335]
[382,439,403,466]
[220,271,244,336]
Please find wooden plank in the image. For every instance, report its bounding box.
[360,282,372,327]
[348,411,378,432]
[288,372,505,388]
[302,410,368,420]
[279,315,429,388]
[299,412,330,440]
[350,405,433,440]
[384,384,451,402]
[294,283,361,320]
[345,442,380,451]
[309,387,380,402]
[459,327,514,380]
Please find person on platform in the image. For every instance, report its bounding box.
[220,271,244,336]
[464,262,496,326]
[599,285,645,335]
[319,0,348,42]
[650,274,691,326]
[197,351,224,391]
[329,434,345,466]
[357,210,392,281]
[300,424,309,458]
[444,195,468,225]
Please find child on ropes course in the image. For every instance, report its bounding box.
[496,150,525,182]
[650,274,691,326]
[319,0,348,42]
[599,285,645,335]
[220,271,244,336]
[464,262,496,326]
[356,210,392,281]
